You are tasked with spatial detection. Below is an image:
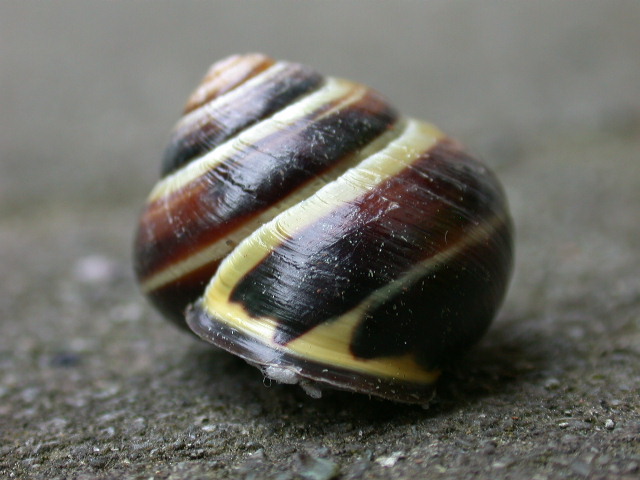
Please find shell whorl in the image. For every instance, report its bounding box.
[133,53,513,403]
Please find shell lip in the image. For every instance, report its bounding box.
[186,301,438,405]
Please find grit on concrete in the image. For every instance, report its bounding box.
[1,2,639,479]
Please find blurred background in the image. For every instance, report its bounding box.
[1,2,639,478]
[2,1,638,214]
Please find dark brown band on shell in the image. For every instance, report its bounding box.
[162,62,324,176]
[228,138,513,361]
[135,86,399,298]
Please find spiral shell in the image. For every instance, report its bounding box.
[134,53,514,403]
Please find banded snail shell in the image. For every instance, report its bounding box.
[133,53,514,404]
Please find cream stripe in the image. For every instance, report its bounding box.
[202,207,507,382]
[199,120,453,381]
[140,121,407,294]
[208,119,445,300]
[148,76,364,202]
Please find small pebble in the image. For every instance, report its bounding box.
[49,352,82,368]
[544,378,561,390]
[481,440,497,455]
[73,255,118,284]
[295,452,339,480]
[375,451,405,468]
[604,419,615,430]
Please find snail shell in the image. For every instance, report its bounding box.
[133,53,514,404]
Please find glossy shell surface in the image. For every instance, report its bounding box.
[134,53,514,403]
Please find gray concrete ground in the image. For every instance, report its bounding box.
[1,2,639,479]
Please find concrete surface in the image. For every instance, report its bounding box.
[1,1,639,479]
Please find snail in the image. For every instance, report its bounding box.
[133,53,514,404]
